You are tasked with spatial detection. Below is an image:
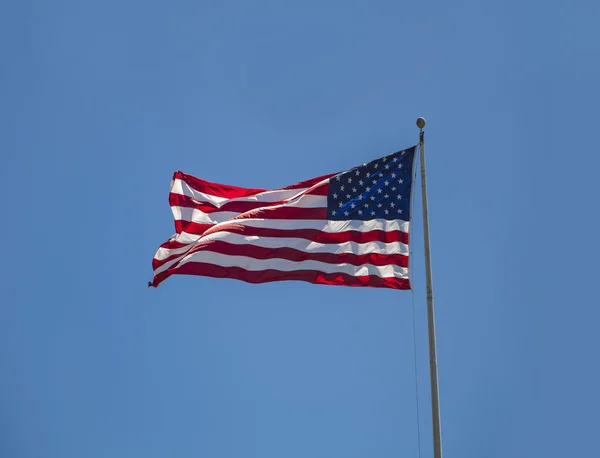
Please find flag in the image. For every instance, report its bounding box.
[150,146,417,289]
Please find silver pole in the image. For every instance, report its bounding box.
[416,117,443,458]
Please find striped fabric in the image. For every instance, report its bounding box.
[150,146,416,289]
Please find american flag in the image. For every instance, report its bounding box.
[150,146,416,289]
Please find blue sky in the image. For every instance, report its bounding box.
[1,1,599,457]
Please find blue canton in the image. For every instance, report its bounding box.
[327,146,416,221]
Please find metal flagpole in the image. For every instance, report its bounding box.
[416,117,443,458]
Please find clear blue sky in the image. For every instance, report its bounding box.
[1,1,599,457]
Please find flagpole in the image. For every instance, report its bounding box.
[417,117,443,458]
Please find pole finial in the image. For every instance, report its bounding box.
[416,117,426,129]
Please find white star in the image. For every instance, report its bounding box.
[372,179,377,185]
[383,157,387,162]
[346,194,351,199]
[359,180,364,186]
[398,179,403,184]
[341,185,345,191]
[358,194,363,200]
[371,211,376,216]
[370,196,376,201]
[385,164,390,170]
[339,202,343,208]
[377,203,383,208]
[390,202,395,208]
[355,169,360,176]
[391,186,397,191]
[348,177,352,183]
[398,163,403,169]
[384,209,389,215]
[366,172,371,178]
[333,193,338,199]
[384,180,389,186]
[391,173,396,178]
[358,210,363,215]
[336,175,341,181]
[344,211,350,216]
[352,187,357,192]
[332,210,336,215]
[397,195,402,200]
[364,203,369,208]
[393,157,398,162]
[374,163,379,169]
[398,209,403,214]
[401,150,406,155]
[377,189,383,194]
[351,203,356,209]
[384,194,389,198]
[379,173,384,178]
[366,186,371,192]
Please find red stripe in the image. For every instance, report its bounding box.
[175,171,334,198]
[154,240,408,271]
[230,206,328,221]
[177,221,409,245]
[159,237,201,251]
[302,183,329,196]
[174,220,212,235]
[157,240,187,251]
[174,171,266,198]
[152,262,410,290]
[169,184,329,214]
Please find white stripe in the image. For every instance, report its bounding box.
[154,253,189,276]
[175,251,409,279]
[154,243,198,261]
[172,207,239,224]
[172,194,328,224]
[171,179,315,207]
[154,231,409,261]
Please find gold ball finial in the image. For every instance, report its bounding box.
[416,117,426,129]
